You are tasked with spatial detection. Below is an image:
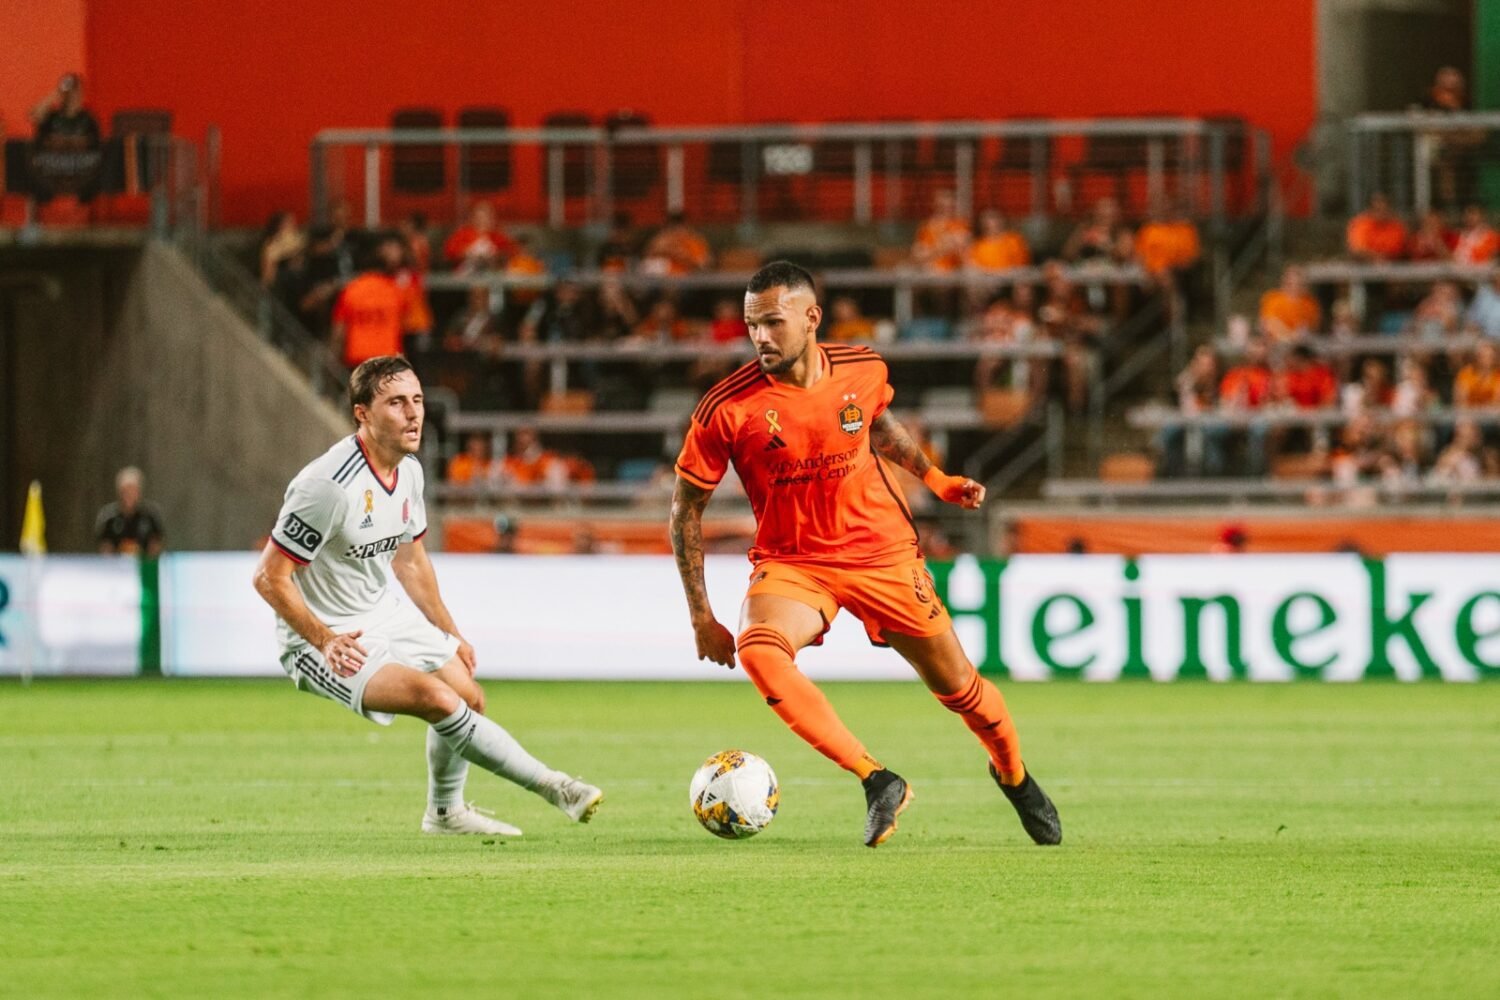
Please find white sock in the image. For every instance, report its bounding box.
[426,727,468,814]
[431,704,549,791]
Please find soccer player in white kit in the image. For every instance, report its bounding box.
[252,356,602,836]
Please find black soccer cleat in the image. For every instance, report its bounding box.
[862,769,913,848]
[991,763,1062,845]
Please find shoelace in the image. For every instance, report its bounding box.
[465,802,497,818]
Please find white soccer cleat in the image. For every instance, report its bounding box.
[421,802,523,837]
[541,774,604,823]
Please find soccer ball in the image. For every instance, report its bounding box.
[689,750,780,839]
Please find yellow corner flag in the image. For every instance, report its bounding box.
[20,480,46,555]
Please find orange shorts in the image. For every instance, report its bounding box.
[745,557,951,647]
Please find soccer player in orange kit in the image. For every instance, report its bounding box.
[670,261,1061,848]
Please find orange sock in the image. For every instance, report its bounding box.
[737,625,882,780]
[936,672,1025,784]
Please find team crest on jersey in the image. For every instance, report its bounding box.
[838,402,864,435]
[764,409,787,450]
[913,568,936,605]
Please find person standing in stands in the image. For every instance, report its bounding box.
[96,466,165,557]
[28,72,102,209]
[332,235,409,369]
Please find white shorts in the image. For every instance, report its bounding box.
[280,600,460,726]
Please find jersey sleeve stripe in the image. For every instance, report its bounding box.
[674,463,721,490]
[693,372,766,425]
[692,369,760,424]
[270,537,312,565]
[412,528,428,542]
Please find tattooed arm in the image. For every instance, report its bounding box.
[669,476,737,668]
[869,410,987,510]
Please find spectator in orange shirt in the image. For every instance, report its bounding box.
[502,233,549,315]
[1207,337,1275,476]
[967,209,1030,272]
[826,295,876,342]
[1406,210,1455,261]
[642,211,712,275]
[912,189,972,271]
[1276,344,1339,409]
[1453,205,1500,265]
[331,235,409,368]
[446,433,501,485]
[1454,341,1500,407]
[1135,205,1201,279]
[1346,193,1408,261]
[709,298,749,344]
[500,427,568,488]
[443,201,518,274]
[629,298,693,343]
[1259,265,1322,341]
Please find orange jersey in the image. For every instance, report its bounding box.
[676,345,919,566]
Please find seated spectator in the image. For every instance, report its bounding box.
[446,433,501,485]
[1343,358,1394,414]
[911,189,971,271]
[1062,197,1130,263]
[522,278,595,345]
[1410,280,1465,339]
[1465,271,1500,338]
[1345,193,1408,261]
[1421,65,1468,112]
[28,72,102,208]
[596,277,641,341]
[974,287,1041,396]
[967,209,1030,271]
[393,236,433,345]
[502,234,549,315]
[1431,417,1493,483]
[708,298,749,343]
[331,235,408,368]
[500,427,568,488]
[1208,338,1273,479]
[1329,412,1388,489]
[629,298,693,343]
[1157,346,1218,478]
[1259,266,1322,342]
[641,211,712,275]
[444,201,517,274]
[1452,205,1499,265]
[1276,344,1338,409]
[1391,356,1438,417]
[396,211,432,273]
[1380,421,1429,489]
[1454,341,1500,407]
[597,211,639,272]
[96,466,164,557]
[1134,204,1201,282]
[444,283,503,355]
[1038,262,1104,415]
[826,295,875,342]
[259,211,306,288]
[1406,210,1455,261]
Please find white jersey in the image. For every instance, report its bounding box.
[270,434,428,648]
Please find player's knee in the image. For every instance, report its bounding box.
[464,685,486,714]
[736,625,796,698]
[417,677,463,721]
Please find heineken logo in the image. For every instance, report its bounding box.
[926,555,1500,682]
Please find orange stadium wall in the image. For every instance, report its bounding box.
[0,0,87,137]
[75,0,1318,225]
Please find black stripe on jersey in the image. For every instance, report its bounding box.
[872,456,921,548]
[692,363,761,422]
[692,363,765,425]
[298,652,353,696]
[335,454,365,485]
[330,448,361,483]
[300,661,352,704]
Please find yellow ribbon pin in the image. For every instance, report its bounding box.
[767,409,782,434]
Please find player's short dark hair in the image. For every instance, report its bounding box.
[349,355,414,413]
[746,260,817,297]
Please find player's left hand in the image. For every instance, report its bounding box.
[924,469,986,510]
[455,638,477,676]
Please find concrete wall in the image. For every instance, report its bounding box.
[3,238,347,551]
[1319,0,1470,119]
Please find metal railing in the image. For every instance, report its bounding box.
[310,117,1271,233]
[1128,404,1500,432]
[1344,111,1500,216]
[1041,477,1500,506]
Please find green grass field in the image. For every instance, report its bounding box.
[2,679,1498,999]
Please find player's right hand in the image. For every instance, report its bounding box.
[321,630,367,678]
[693,619,737,669]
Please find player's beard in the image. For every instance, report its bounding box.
[757,336,806,375]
